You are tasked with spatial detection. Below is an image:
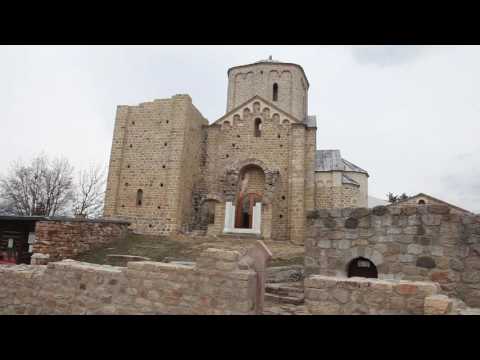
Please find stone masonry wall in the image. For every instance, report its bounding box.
[305,205,480,307]
[33,219,129,262]
[103,94,208,235]
[198,97,313,242]
[227,62,309,122]
[305,275,442,315]
[0,248,257,315]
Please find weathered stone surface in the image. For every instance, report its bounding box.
[33,220,129,262]
[372,206,388,216]
[0,246,259,315]
[351,208,370,219]
[424,295,453,315]
[416,256,436,269]
[322,217,337,229]
[332,288,350,304]
[450,258,465,271]
[345,217,359,229]
[306,206,480,308]
[407,244,423,255]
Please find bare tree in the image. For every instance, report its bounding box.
[72,164,106,218]
[387,192,409,204]
[0,154,74,216]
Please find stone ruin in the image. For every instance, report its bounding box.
[1,203,480,315]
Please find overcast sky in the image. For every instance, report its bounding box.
[1,45,479,213]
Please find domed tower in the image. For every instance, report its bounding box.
[226,56,309,121]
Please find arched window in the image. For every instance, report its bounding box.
[136,189,143,206]
[254,118,262,137]
[418,199,426,205]
[347,257,378,278]
[273,83,278,101]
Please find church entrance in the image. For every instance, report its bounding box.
[235,192,262,229]
[223,164,265,235]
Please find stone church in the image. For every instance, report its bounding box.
[103,58,369,244]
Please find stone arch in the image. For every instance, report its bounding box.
[224,159,279,204]
[253,101,261,113]
[243,107,251,119]
[281,70,292,79]
[269,70,280,79]
[222,121,231,130]
[200,193,224,205]
[347,257,378,278]
[342,246,384,276]
[262,107,270,119]
[227,158,276,175]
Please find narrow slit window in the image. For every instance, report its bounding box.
[273,83,278,101]
[254,118,262,137]
[136,189,143,206]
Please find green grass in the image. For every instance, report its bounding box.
[75,233,198,267]
[74,232,305,268]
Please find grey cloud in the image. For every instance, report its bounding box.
[351,45,426,67]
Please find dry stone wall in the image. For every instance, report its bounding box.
[305,204,480,307]
[33,219,129,262]
[0,248,257,315]
[305,275,442,315]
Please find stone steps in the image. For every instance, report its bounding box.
[265,293,305,305]
[265,282,305,305]
[218,233,263,240]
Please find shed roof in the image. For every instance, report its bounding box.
[315,150,368,176]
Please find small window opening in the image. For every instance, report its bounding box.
[273,83,278,101]
[136,189,143,206]
[418,199,426,205]
[254,118,262,137]
[208,202,215,225]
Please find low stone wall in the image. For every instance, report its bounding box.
[305,275,442,315]
[305,205,480,307]
[32,218,130,262]
[0,248,258,315]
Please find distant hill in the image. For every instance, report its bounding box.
[368,195,389,208]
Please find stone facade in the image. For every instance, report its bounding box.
[0,248,258,315]
[32,219,129,262]
[305,204,480,307]
[103,95,208,235]
[104,59,369,243]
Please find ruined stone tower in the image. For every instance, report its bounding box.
[104,58,369,243]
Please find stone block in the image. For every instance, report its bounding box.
[416,256,436,269]
[424,294,452,315]
[407,244,423,255]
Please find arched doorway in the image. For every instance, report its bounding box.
[234,165,265,229]
[347,257,378,278]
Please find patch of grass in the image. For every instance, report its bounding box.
[269,256,304,267]
[75,233,197,267]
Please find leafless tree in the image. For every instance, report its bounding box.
[0,154,74,216]
[72,164,106,218]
